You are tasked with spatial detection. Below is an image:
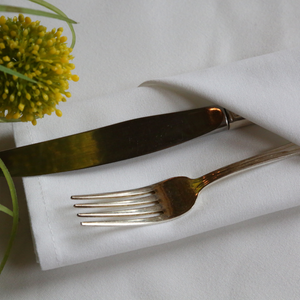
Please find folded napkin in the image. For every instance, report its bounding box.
[12,48,300,270]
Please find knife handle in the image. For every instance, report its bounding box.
[224,109,252,130]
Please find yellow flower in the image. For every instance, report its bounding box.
[0,14,79,125]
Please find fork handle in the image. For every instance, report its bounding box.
[200,143,300,186]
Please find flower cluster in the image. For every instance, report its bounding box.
[0,14,79,125]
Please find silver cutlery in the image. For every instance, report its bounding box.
[0,106,249,177]
[72,143,300,226]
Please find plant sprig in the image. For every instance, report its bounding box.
[0,1,77,83]
[29,0,77,48]
[0,158,19,274]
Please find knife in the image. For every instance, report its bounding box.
[0,106,250,177]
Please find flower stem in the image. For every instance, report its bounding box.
[0,158,19,274]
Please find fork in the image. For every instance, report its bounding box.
[72,143,300,226]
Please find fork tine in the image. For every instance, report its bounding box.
[77,203,163,217]
[71,186,153,200]
[80,215,168,226]
[73,194,158,208]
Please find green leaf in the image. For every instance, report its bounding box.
[0,158,19,274]
[0,204,13,217]
[0,5,77,24]
[28,0,77,48]
[0,65,37,83]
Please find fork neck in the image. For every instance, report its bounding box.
[193,143,300,193]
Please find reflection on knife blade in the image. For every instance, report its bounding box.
[0,106,250,177]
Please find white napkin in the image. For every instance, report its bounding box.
[11,48,300,270]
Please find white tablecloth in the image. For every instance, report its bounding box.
[1,0,300,299]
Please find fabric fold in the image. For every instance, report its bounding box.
[141,48,300,146]
[13,48,300,270]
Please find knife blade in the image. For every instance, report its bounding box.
[0,106,250,177]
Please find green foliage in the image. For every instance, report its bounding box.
[29,0,77,48]
[0,1,77,83]
[0,158,19,274]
